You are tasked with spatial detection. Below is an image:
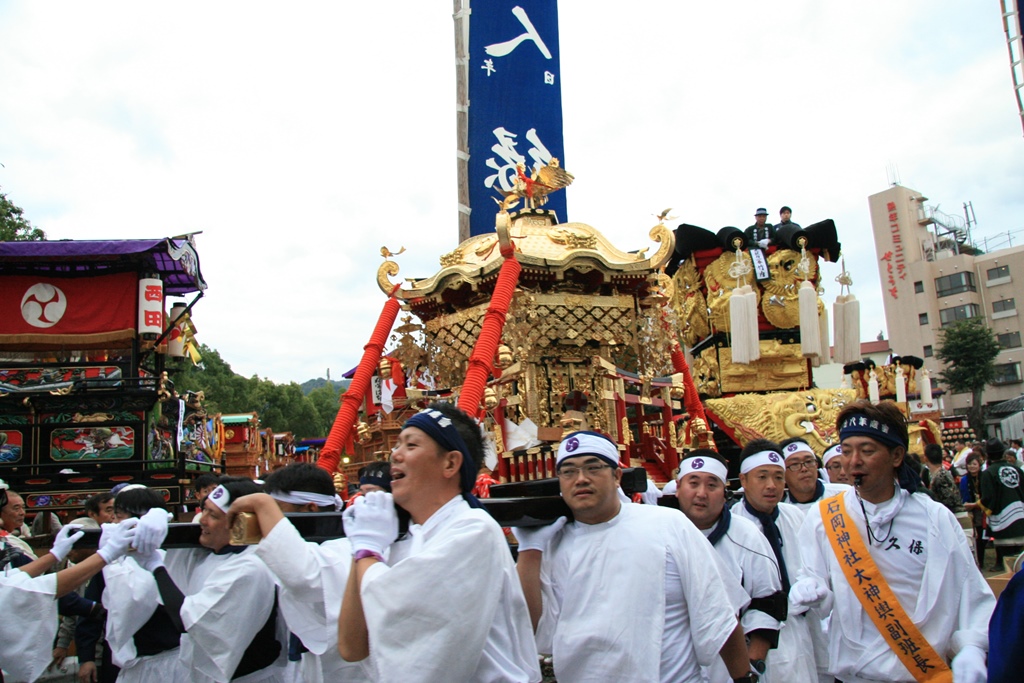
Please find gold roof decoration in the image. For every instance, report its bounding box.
[377,210,674,301]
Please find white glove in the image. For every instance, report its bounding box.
[758,238,770,249]
[343,491,399,556]
[133,548,166,573]
[50,525,84,563]
[97,518,138,564]
[512,516,567,552]
[951,644,986,683]
[132,508,169,555]
[788,577,828,615]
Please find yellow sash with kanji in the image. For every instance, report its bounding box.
[819,494,952,683]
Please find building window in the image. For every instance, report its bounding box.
[988,265,1010,281]
[914,280,924,294]
[993,298,1016,314]
[998,332,1022,349]
[993,362,1023,385]
[924,345,933,357]
[918,312,929,325]
[934,272,977,297]
[939,303,982,327]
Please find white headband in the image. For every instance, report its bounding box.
[822,444,842,466]
[677,456,728,484]
[782,441,815,460]
[268,489,344,511]
[556,431,619,468]
[207,485,231,513]
[740,450,785,475]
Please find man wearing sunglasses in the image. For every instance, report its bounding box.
[515,431,757,683]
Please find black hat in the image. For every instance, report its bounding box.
[780,206,792,213]
[986,438,1006,458]
[754,207,769,216]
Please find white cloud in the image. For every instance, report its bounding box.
[1,1,1021,384]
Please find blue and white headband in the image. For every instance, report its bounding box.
[782,441,815,461]
[822,444,842,466]
[838,414,907,450]
[404,409,476,494]
[268,489,344,511]
[740,450,784,475]
[556,431,619,468]
[677,456,728,484]
[207,485,231,513]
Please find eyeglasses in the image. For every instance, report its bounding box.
[556,463,614,479]
[825,462,843,472]
[786,458,817,472]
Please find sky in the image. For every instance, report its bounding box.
[1,1,1022,385]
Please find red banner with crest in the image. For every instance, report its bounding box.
[0,273,138,348]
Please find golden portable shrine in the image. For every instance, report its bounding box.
[315,165,943,486]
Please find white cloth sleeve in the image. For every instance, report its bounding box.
[0,570,57,683]
[256,518,351,656]
[738,531,785,634]
[360,517,505,683]
[673,526,744,667]
[102,557,162,667]
[179,553,276,682]
[945,510,996,654]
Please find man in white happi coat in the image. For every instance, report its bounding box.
[780,438,850,513]
[128,478,287,683]
[822,444,852,485]
[0,520,136,683]
[515,431,756,683]
[778,438,850,682]
[96,486,186,683]
[796,400,994,683]
[731,440,819,682]
[676,449,784,683]
[337,402,541,683]
[229,463,372,683]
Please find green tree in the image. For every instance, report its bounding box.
[173,345,255,415]
[0,187,46,241]
[935,318,1001,437]
[307,382,341,435]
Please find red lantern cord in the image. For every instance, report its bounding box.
[317,287,402,474]
[457,256,522,417]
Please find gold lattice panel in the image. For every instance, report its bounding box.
[527,293,636,350]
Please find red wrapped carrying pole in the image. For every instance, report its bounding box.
[670,344,708,427]
[317,286,402,474]
[458,241,521,418]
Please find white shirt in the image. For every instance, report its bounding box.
[541,503,738,683]
[732,501,819,683]
[798,487,996,683]
[701,513,783,683]
[256,518,372,683]
[177,547,286,683]
[0,569,57,683]
[360,495,541,683]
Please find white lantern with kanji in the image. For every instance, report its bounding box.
[138,277,164,337]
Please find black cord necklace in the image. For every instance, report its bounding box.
[855,482,897,546]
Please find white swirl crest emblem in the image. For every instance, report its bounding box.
[999,466,1020,489]
[21,283,68,328]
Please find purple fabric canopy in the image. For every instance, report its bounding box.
[0,237,206,295]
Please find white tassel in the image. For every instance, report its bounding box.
[896,364,907,403]
[819,301,831,362]
[729,286,760,364]
[868,370,880,403]
[833,294,847,364]
[842,294,861,364]
[799,280,820,357]
[920,369,933,405]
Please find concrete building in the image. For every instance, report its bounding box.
[868,184,1024,420]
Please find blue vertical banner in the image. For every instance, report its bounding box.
[468,1,566,236]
